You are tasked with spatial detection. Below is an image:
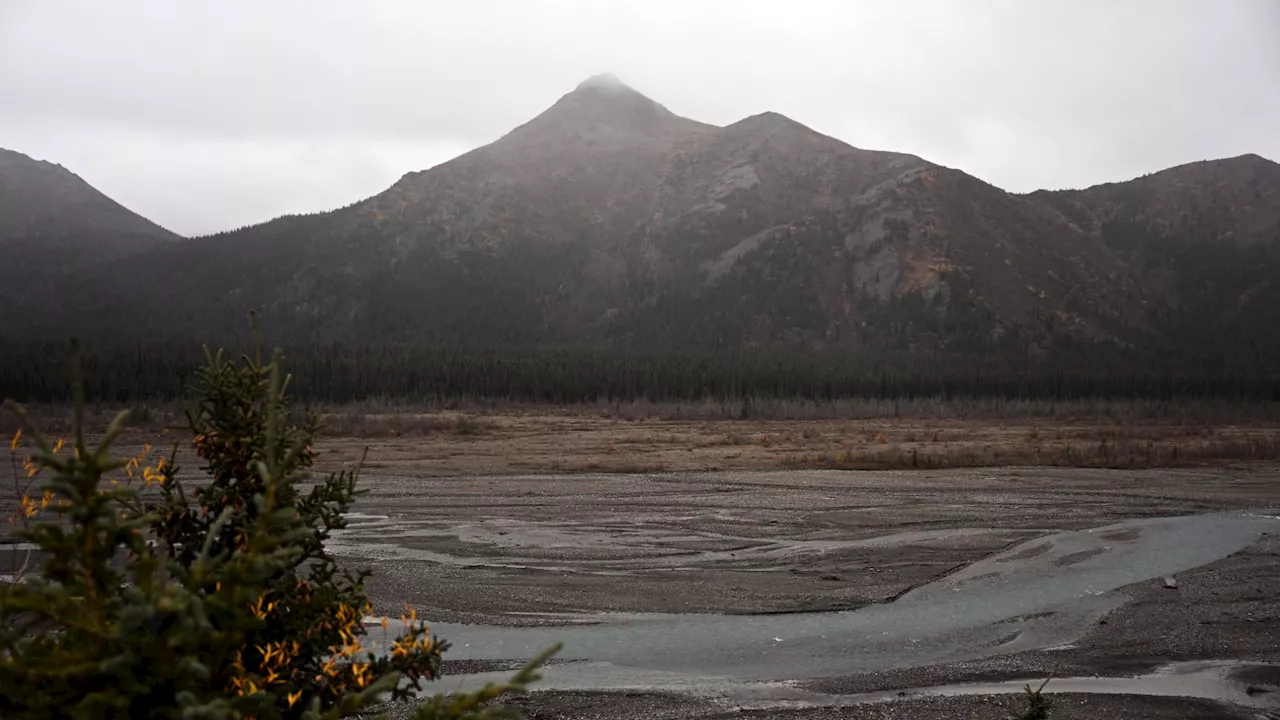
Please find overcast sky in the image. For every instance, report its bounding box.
[2,0,1277,236]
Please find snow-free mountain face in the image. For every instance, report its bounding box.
[0,148,177,250]
[2,76,1278,366]
[0,148,178,325]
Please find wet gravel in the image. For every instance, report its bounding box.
[345,466,1280,719]
[801,533,1280,696]
[345,466,1280,623]
[376,690,1258,720]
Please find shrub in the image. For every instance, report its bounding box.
[1,344,554,719]
[1015,680,1053,720]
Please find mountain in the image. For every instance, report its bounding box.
[0,148,177,258]
[1029,153,1280,364]
[0,148,178,329]
[1,76,1278,366]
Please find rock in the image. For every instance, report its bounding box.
[1163,576,1178,589]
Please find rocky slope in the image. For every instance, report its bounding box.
[1035,154,1280,362]
[1,76,1277,364]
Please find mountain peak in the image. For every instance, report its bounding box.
[729,111,811,133]
[492,73,709,146]
[0,147,65,173]
[0,146,177,265]
[575,73,633,93]
[561,72,655,109]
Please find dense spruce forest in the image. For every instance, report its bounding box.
[2,341,1277,407]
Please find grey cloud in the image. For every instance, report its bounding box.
[1,0,1277,235]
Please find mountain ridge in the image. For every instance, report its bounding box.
[1,77,1277,365]
[0,148,180,324]
[0,148,179,243]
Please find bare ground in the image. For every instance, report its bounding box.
[12,410,1278,525]
[484,533,1280,720]
[492,692,1258,720]
[338,466,1279,623]
[8,405,1280,477]
[333,461,1280,720]
[7,409,1280,718]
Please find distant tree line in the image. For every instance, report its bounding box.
[1,341,1277,405]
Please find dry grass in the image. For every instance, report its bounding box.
[780,433,1280,471]
[9,395,1280,431]
[7,401,1280,476]
[299,412,1280,476]
[316,412,495,438]
[557,396,1280,423]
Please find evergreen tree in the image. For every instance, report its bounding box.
[1,344,555,719]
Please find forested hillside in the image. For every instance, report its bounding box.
[2,342,1276,407]
[1,76,1278,394]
